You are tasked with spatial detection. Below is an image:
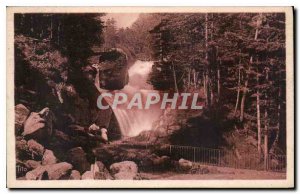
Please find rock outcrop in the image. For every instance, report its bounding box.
[110,161,138,180]
[25,162,72,180]
[25,165,49,180]
[27,139,44,157]
[23,108,55,142]
[24,160,41,170]
[177,158,193,172]
[15,104,30,135]
[140,154,171,172]
[69,170,81,180]
[13,36,131,181]
[91,161,113,180]
[95,49,129,90]
[66,147,90,173]
[46,162,73,180]
[42,149,57,165]
[81,171,94,180]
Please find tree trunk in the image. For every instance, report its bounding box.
[264,109,269,171]
[206,74,210,106]
[205,13,210,107]
[203,72,208,105]
[217,62,221,101]
[256,71,262,158]
[240,13,261,122]
[234,66,241,116]
[210,79,214,105]
[94,67,101,91]
[277,73,286,152]
[50,16,53,40]
[239,75,248,122]
[264,69,269,171]
[172,63,179,93]
[193,69,196,88]
[57,21,61,45]
[187,68,191,89]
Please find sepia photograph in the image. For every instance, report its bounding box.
[6,6,294,188]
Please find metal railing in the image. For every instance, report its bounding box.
[169,145,286,172]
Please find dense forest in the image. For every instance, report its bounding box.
[14,12,287,180]
[147,13,286,157]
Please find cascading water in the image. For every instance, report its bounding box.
[95,60,162,137]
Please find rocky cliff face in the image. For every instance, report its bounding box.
[14,35,130,132]
[14,35,131,180]
[91,48,129,90]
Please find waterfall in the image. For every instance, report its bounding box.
[95,60,162,137]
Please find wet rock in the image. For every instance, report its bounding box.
[69,170,81,180]
[16,139,31,160]
[110,161,138,180]
[54,130,71,143]
[66,147,90,173]
[96,49,129,90]
[42,149,57,165]
[140,154,171,171]
[27,139,44,157]
[15,104,30,134]
[139,154,156,171]
[48,130,74,160]
[93,144,153,168]
[91,161,113,180]
[154,127,168,138]
[23,113,45,137]
[25,160,41,170]
[81,171,94,180]
[154,155,171,170]
[46,162,73,180]
[23,108,55,142]
[25,166,48,180]
[178,158,193,172]
[67,124,87,135]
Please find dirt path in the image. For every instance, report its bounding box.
[140,166,286,180]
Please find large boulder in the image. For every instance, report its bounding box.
[69,170,81,180]
[95,49,129,90]
[177,158,193,172]
[91,161,113,180]
[109,161,138,180]
[27,139,44,158]
[16,139,31,160]
[46,162,73,180]
[66,147,90,173]
[26,162,73,180]
[16,138,44,161]
[25,166,48,180]
[42,149,57,165]
[81,171,94,180]
[48,130,74,161]
[15,104,30,135]
[140,154,171,172]
[153,155,171,171]
[53,130,73,147]
[24,160,41,170]
[23,107,55,142]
